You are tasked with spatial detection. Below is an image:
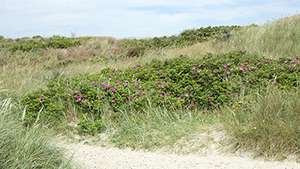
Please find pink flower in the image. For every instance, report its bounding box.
[128,102,131,105]
[40,89,43,92]
[161,85,164,88]
[207,95,211,98]
[180,54,183,56]
[111,99,115,103]
[226,71,230,74]
[192,67,196,70]
[40,95,44,99]
[185,94,189,97]
[99,95,103,99]
[226,94,229,97]
[190,88,193,90]
[224,65,227,68]
[190,103,194,106]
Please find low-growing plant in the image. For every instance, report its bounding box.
[20,49,300,135]
[0,36,93,53]
[119,25,244,51]
[32,35,42,39]
[90,57,108,63]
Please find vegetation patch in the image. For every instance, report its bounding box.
[0,35,93,53]
[20,49,300,136]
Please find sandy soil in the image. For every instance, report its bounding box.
[57,131,300,169]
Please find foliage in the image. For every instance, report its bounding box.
[0,98,76,169]
[20,49,300,135]
[0,36,93,52]
[90,57,108,63]
[119,25,245,50]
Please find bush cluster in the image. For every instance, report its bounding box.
[0,36,93,52]
[20,50,300,135]
[119,25,244,50]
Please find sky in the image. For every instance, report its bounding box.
[0,0,299,39]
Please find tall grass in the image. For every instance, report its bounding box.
[0,84,80,169]
[210,13,300,60]
[219,84,300,161]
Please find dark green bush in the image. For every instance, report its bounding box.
[32,35,42,39]
[20,50,300,135]
[119,25,244,50]
[0,36,94,53]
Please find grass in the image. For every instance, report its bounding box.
[0,86,81,169]
[1,13,300,168]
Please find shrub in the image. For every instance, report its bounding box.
[20,50,300,135]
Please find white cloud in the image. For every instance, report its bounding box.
[0,0,299,39]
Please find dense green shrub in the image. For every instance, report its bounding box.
[20,50,300,134]
[119,25,243,50]
[0,36,93,52]
[32,35,42,39]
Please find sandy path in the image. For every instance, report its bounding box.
[58,141,300,169]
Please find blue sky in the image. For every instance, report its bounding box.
[0,0,299,39]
